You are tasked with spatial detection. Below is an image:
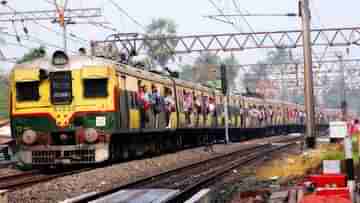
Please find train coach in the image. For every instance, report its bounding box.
[9,50,330,168]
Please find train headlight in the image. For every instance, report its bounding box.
[22,130,37,145]
[60,134,68,142]
[84,128,98,143]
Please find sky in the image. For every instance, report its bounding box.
[1,0,360,71]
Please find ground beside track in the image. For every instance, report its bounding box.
[7,135,294,203]
[211,143,342,203]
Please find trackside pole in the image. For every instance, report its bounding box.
[221,64,230,144]
[300,0,317,149]
[344,135,355,202]
[224,94,230,144]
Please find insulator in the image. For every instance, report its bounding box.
[23,27,28,34]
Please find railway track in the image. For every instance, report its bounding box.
[0,135,301,192]
[73,135,302,203]
[0,167,95,190]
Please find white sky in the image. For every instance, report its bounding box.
[1,0,360,70]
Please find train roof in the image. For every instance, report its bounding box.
[13,55,114,71]
[12,54,217,93]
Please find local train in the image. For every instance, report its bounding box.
[9,50,332,167]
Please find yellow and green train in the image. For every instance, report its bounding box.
[9,51,330,167]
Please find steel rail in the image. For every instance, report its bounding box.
[73,135,302,203]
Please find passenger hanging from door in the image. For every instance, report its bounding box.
[183,90,193,127]
[137,82,150,129]
[164,88,175,128]
[208,97,216,126]
[194,95,202,127]
[202,96,209,126]
[150,84,163,128]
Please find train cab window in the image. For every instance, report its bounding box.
[83,78,108,98]
[50,71,73,104]
[16,81,40,101]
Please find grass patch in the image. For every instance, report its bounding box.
[256,144,343,180]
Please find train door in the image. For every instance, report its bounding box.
[119,75,129,129]
[217,95,224,127]
[126,76,140,129]
[182,88,193,128]
[176,87,185,128]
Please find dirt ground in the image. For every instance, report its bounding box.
[210,143,341,203]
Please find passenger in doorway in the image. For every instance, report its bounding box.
[164,89,175,128]
[137,84,150,128]
[150,85,162,128]
[268,106,274,125]
[183,91,193,127]
[202,96,209,125]
[239,104,245,128]
[194,95,202,127]
[208,97,216,116]
[249,105,259,127]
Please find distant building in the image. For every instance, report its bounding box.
[255,80,279,99]
[192,64,218,83]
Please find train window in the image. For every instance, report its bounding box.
[16,81,40,101]
[83,79,108,98]
[50,71,73,104]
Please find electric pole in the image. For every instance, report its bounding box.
[220,64,230,144]
[337,54,347,121]
[300,0,316,148]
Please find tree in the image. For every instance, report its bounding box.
[179,64,193,81]
[192,53,220,84]
[244,48,296,98]
[221,54,240,91]
[17,46,47,64]
[144,18,177,66]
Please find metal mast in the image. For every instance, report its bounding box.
[300,0,316,148]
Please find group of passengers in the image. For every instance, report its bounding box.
[183,90,217,127]
[238,105,308,128]
[136,83,328,129]
[137,83,175,128]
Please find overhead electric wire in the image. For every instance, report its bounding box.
[107,0,146,31]
[44,0,121,41]
[1,30,63,49]
[207,0,243,32]
[3,3,88,46]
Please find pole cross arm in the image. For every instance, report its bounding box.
[92,27,360,56]
[0,8,102,22]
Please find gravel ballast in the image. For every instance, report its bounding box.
[8,136,290,203]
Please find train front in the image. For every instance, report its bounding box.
[10,51,117,167]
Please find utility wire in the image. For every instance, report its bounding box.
[107,0,146,31]
[207,0,243,32]
[4,3,88,45]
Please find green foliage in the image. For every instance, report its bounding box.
[179,64,193,81]
[178,53,240,92]
[145,18,177,66]
[16,46,46,64]
[245,48,297,95]
[194,52,221,65]
[221,54,240,90]
[206,80,221,89]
